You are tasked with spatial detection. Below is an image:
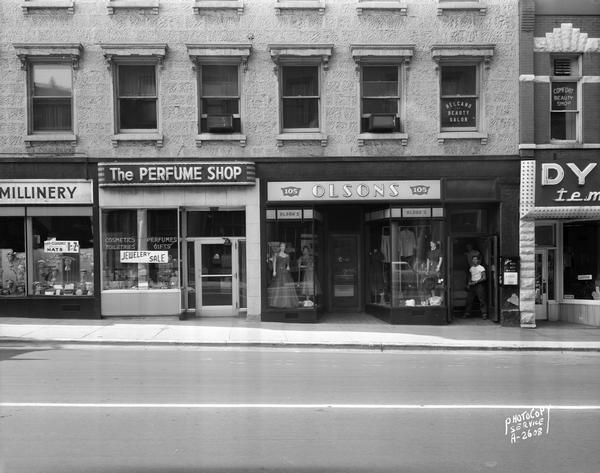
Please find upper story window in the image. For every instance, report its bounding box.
[22,0,74,14]
[440,64,478,131]
[275,0,325,15]
[101,43,167,147]
[200,64,241,134]
[116,65,158,131]
[269,44,332,146]
[13,43,82,146]
[281,65,320,131]
[30,63,73,132]
[550,56,580,142]
[361,66,401,133]
[431,44,493,144]
[193,0,244,15]
[187,43,251,147]
[437,0,486,16]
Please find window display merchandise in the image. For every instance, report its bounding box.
[0,216,94,297]
[366,214,445,309]
[266,210,321,310]
[102,209,179,290]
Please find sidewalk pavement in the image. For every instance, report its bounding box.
[2,313,600,351]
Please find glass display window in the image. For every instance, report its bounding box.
[366,209,445,309]
[265,209,321,310]
[563,221,600,301]
[102,209,179,290]
[32,216,94,296]
[0,217,26,296]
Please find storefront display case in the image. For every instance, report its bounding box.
[365,207,447,324]
[263,208,322,322]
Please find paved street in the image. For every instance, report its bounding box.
[1,346,599,473]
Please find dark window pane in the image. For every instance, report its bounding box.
[282,66,318,97]
[118,65,156,96]
[441,65,476,96]
[120,98,157,129]
[441,97,477,128]
[363,66,398,96]
[363,98,398,115]
[550,112,577,140]
[33,98,72,131]
[186,211,246,237]
[563,222,600,300]
[33,64,71,97]
[202,98,239,115]
[283,98,319,129]
[202,65,238,97]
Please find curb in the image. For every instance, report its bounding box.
[2,338,600,352]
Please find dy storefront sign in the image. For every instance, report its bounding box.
[120,251,169,264]
[98,162,255,186]
[268,181,441,202]
[0,180,93,204]
[536,160,600,206]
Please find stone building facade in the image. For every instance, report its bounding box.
[519,0,600,327]
[0,0,521,322]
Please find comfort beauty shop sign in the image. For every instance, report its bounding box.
[536,160,600,206]
[267,181,441,202]
[0,180,93,204]
[98,162,255,186]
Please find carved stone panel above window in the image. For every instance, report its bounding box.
[186,44,252,71]
[100,43,168,69]
[356,1,406,16]
[193,0,244,14]
[437,1,486,15]
[275,0,325,15]
[268,44,333,72]
[13,43,83,70]
[21,0,74,14]
[107,0,159,15]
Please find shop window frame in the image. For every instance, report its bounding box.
[549,55,581,143]
[100,43,167,148]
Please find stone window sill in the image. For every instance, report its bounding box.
[275,1,325,14]
[107,0,159,14]
[438,132,488,144]
[193,1,244,14]
[437,2,486,15]
[196,133,247,147]
[519,143,600,150]
[358,133,408,146]
[356,1,407,15]
[112,133,163,148]
[25,133,77,147]
[22,0,74,14]
[277,133,328,147]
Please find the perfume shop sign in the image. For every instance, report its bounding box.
[267,181,441,202]
[536,160,600,206]
[99,162,255,186]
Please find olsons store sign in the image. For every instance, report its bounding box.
[536,160,600,206]
[98,162,255,186]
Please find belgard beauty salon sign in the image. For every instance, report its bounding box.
[536,160,600,206]
[98,162,255,186]
[268,181,441,202]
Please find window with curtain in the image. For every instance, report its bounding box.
[361,65,401,133]
[440,64,478,131]
[200,64,240,133]
[117,64,157,130]
[30,63,72,132]
[281,65,319,130]
[550,56,579,141]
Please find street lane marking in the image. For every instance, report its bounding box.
[2,403,600,410]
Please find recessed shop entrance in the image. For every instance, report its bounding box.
[185,237,246,316]
[329,234,361,311]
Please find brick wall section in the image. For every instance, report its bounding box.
[583,83,600,143]
[533,82,550,144]
[0,0,520,158]
[583,53,600,77]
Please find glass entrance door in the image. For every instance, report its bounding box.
[330,234,360,310]
[535,249,554,320]
[189,238,245,316]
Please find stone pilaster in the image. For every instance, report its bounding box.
[519,160,536,327]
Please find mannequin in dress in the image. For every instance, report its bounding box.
[268,242,299,308]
